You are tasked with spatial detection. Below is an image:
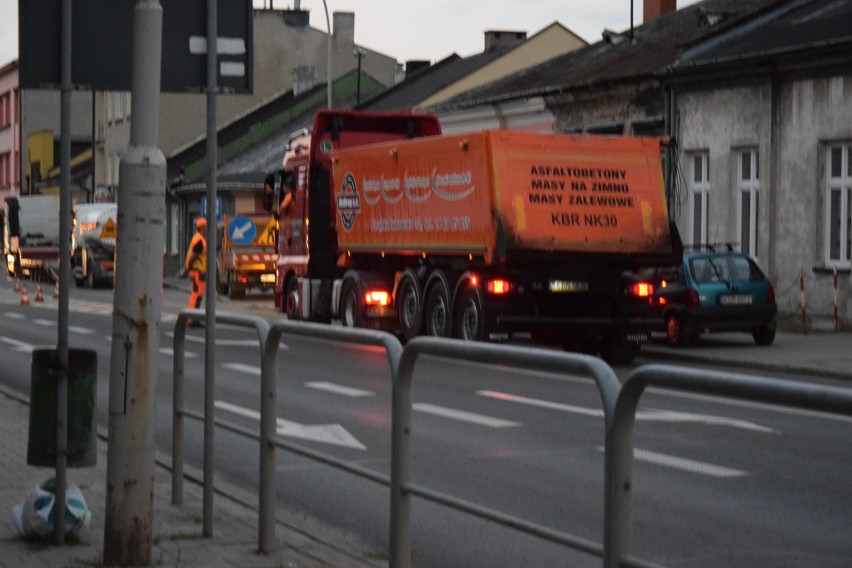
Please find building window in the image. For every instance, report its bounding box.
[825,143,852,267]
[0,152,10,188]
[689,152,710,246]
[0,92,10,128]
[738,149,759,257]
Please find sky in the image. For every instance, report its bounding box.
[0,0,701,68]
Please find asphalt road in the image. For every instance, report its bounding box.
[1,284,850,567]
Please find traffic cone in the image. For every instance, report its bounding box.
[14,278,20,292]
[54,281,60,299]
[20,286,29,305]
[35,283,44,302]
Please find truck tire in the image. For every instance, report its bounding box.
[284,277,300,320]
[424,279,452,337]
[455,286,484,342]
[340,280,362,328]
[228,272,245,299]
[86,261,97,289]
[397,271,422,340]
[216,270,229,296]
[598,333,641,365]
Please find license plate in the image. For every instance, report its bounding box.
[260,273,276,283]
[720,294,753,306]
[549,279,589,293]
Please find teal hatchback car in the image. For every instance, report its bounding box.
[652,248,777,347]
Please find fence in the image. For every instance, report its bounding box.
[171,310,852,568]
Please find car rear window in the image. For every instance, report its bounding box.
[690,255,764,283]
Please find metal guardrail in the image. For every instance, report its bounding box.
[606,364,852,568]
[171,312,852,567]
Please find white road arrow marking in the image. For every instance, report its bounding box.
[0,336,36,353]
[305,382,374,398]
[413,403,520,428]
[478,390,775,433]
[215,400,366,450]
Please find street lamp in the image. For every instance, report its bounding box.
[322,0,332,108]
[354,47,366,105]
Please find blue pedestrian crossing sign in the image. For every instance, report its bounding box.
[228,217,257,245]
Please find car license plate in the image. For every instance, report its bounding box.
[260,273,276,283]
[720,294,753,306]
[549,279,589,293]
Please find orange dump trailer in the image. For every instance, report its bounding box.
[268,110,681,363]
[333,130,673,262]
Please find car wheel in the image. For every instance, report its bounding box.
[455,286,484,342]
[666,313,692,347]
[424,280,452,337]
[753,318,776,346]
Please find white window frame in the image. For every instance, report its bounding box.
[824,143,852,268]
[737,149,760,257]
[689,151,710,246]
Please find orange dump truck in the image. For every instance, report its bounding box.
[267,110,681,362]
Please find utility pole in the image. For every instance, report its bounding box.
[354,47,366,105]
[103,1,165,564]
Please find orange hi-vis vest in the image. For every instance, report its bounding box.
[188,233,207,272]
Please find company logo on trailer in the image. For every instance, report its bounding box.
[337,172,361,231]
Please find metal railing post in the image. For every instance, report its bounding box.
[171,312,191,505]
[258,325,282,553]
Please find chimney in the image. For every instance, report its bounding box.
[644,0,677,23]
[484,30,527,52]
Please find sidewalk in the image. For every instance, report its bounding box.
[640,329,852,382]
[0,384,385,568]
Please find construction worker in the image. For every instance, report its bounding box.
[184,217,207,326]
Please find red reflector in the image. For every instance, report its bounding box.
[630,282,653,297]
[470,276,479,287]
[684,288,700,308]
[364,290,390,306]
[487,279,512,295]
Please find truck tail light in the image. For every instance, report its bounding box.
[486,278,512,295]
[364,290,390,306]
[684,288,701,308]
[629,282,654,298]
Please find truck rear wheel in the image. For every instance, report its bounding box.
[216,270,229,296]
[424,280,451,337]
[285,277,300,320]
[340,280,362,328]
[397,271,422,340]
[228,272,245,299]
[598,333,641,365]
[455,286,484,342]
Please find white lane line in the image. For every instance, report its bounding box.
[413,403,520,428]
[478,390,603,417]
[305,382,374,398]
[4,312,26,320]
[0,336,35,353]
[223,362,261,376]
[33,319,55,327]
[620,447,749,478]
[69,326,95,335]
[478,390,775,433]
[159,348,198,359]
[165,331,288,349]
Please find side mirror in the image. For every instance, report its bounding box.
[262,173,276,213]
